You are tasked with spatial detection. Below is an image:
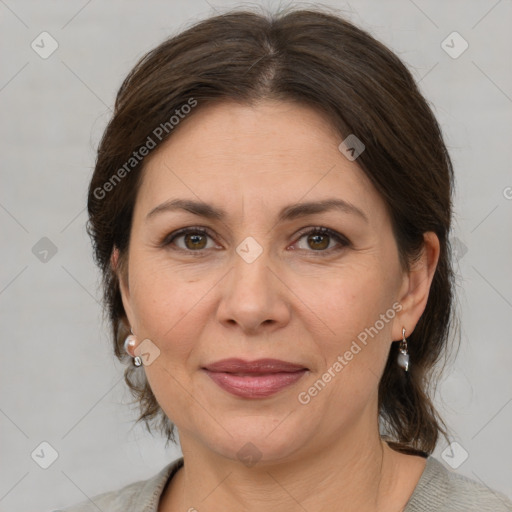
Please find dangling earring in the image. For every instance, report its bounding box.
[124,329,142,367]
[397,327,410,372]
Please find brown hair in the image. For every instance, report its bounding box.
[87,6,458,454]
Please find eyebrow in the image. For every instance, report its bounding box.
[146,197,368,223]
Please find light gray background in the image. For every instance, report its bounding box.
[1,1,511,510]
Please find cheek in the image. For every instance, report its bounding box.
[128,254,202,356]
[299,271,398,418]
[311,265,395,338]
[128,262,205,424]
[307,265,399,397]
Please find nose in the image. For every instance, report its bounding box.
[216,248,291,335]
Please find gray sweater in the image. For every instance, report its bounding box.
[59,455,512,511]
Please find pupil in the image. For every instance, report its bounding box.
[183,232,330,251]
[310,234,328,250]
[186,233,206,249]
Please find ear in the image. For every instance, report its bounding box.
[111,247,136,334]
[392,231,440,341]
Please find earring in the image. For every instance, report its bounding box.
[397,327,410,372]
[124,331,142,367]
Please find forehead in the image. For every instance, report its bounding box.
[147,99,344,165]
[136,99,385,224]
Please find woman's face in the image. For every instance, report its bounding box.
[119,100,430,463]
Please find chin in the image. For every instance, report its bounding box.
[193,415,311,466]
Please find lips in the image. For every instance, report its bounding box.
[202,358,308,398]
[202,358,308,373]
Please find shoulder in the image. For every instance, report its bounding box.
[57,458,184,512]
[405,455,512,512]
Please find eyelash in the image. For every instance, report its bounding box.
[161,226,350,256]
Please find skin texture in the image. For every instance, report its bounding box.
[116,100,440,512]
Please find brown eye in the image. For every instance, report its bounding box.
[307,232,330,250]
[164,228,215,252]
[295,227,349,253]
[183,232,208,250]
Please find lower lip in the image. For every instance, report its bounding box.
[203,369,307,398]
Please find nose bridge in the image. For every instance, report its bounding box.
[217,241,290,332]
[229,243,274,306]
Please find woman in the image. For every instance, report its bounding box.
[62,6,512,512]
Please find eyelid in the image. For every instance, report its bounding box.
[294,225,349,241]
[160,226,217,249]
[292,226,351,251]
[161,225,351,253]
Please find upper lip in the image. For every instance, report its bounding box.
[202,358,308,373]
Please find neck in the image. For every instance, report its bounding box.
[161,420,411,512]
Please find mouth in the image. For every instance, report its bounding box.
[201,358,309,399]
